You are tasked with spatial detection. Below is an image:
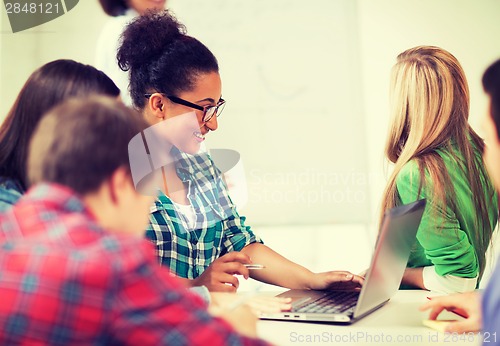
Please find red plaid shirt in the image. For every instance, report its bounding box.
[0,183,268,346]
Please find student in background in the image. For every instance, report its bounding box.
[380,46,498,293]
[0,96,268,345]
[117,10,364,292]
[0,59,120,212]
[420,59,500,342]
[95,0,167,106]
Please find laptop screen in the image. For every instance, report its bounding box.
[353,199,426,318]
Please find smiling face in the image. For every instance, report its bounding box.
[161,72,222,154]
[127,0,166,14]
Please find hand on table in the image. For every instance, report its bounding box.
[419,292,481,333]
[208,301,259,339]
[210,292,292,315]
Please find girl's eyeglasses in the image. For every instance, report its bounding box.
[145,93,225,123]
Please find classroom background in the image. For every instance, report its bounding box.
[1,0,500,290]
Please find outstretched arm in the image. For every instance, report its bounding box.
[241,243,364,290]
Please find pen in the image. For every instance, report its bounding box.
[244,264,266,270]
[426,296,468,318]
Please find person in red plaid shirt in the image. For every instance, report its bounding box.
[0,96,268,345]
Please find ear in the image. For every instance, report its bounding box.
[108,167,131,206]
[147,93,167,121]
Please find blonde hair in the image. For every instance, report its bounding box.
[381,46,495,280]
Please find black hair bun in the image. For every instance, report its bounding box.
[118,10,186,71]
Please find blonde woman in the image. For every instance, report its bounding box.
[381,46,498,293]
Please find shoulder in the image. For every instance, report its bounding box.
[435,143,466,165]
[50,233,157,289]
[177,149,221,180]
[0,178,23,212]
[86,235,188,295]
[0,177,23,193]
[0,235,159,303]
[396,160,420,186]
[395,159,429,203]
[96,11,137,56]
[83,234,157,274]
[396,146,458,187]
[100,11,137,35]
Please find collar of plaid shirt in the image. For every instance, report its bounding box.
[151,147,227,219]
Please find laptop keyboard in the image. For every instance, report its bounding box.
[294,291,359,314]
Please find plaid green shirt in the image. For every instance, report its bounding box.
[145,148,262,279]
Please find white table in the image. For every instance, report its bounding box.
[257,290,481,346]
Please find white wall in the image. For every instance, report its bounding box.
[2,0,373,227]
[170,0,371,226]
[0,1,108,118]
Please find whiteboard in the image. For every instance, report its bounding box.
[171,0,370,226]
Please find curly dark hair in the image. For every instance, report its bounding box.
[117,10,219,108]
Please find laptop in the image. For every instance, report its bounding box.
[260,199,426,324]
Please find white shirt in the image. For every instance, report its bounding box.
[95,9,138,106]
[423,266,478,294]
[172,200,197,231]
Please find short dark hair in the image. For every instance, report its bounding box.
[28,96,147,195]
[483,59,500,140]
[117,10,219,108]
[98,0,128,16]
[0,59,120,191]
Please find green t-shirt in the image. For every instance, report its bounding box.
[396,144,498,280]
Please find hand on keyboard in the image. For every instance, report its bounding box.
[307,271,364,291]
